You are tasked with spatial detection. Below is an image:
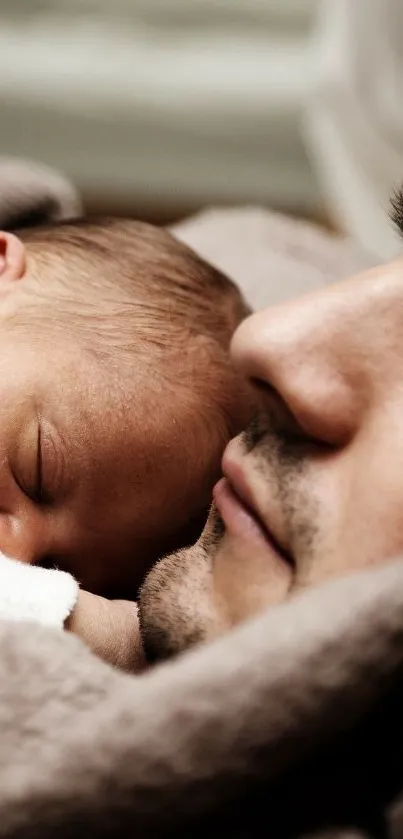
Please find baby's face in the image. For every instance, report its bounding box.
[0,321,239,597]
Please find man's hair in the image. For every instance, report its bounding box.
[390,187,403,237]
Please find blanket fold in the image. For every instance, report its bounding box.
[0,561,403,837]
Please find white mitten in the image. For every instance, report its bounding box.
[0,553,78,629]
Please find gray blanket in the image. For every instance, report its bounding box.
[1,561,403,838]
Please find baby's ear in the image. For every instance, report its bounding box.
[0,231,26,282]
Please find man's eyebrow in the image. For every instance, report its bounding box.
[389,186,403,237]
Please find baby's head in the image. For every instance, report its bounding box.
[0,218,251,596]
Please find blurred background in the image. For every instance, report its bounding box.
[1,0,402,260]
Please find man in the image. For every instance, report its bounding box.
[137,187,403,664]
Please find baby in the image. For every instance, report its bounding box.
[0,217,252,658]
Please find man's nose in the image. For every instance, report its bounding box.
[230,282,369,445]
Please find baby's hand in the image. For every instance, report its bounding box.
[0,553,145,673]
[66,590,146,673]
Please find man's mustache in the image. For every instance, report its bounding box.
[240,410,308,497]
[242,410,279,453]
[238,411,317,564]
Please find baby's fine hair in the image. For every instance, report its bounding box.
[15,218,248,366]
[11,219,251,449]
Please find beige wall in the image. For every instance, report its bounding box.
[0,1,320,218]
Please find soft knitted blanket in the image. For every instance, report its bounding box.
[0,561,402,838]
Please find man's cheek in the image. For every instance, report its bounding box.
[212,534,292,627]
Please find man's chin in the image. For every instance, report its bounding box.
[137,541,218,665]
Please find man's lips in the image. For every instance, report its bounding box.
[213,472,294,568]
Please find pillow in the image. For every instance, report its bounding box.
[173,206,374,309]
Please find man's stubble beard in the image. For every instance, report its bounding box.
[138,413,318,665]
[138,511,227,664]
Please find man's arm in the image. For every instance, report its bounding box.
[2,561,403,838]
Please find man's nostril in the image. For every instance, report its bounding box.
[249,379,298,431]
[250,377,278,408]
[248,376,344,450]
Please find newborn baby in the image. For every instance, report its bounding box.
[0,218,252,646]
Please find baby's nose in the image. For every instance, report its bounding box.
[231,273,389,445]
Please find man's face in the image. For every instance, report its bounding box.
[139,259,403,661]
